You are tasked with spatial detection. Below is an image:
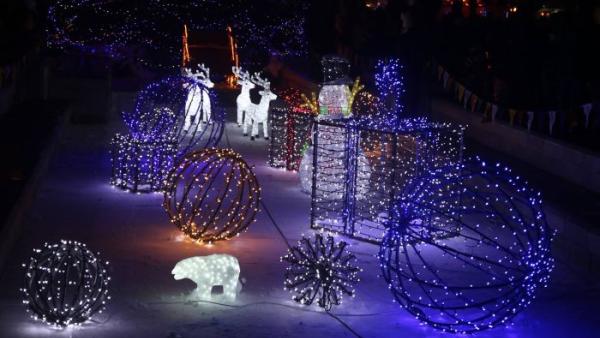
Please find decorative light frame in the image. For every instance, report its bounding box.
[268,106,315,171]
[111,74,224,193]
[379,159,555,333]
[163,148,261,244]
[281,233,361,310]
[21,240,111,328]
[310,117,465,244]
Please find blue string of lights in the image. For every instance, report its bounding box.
[379,158,555,333]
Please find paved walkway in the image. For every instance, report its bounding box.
[0,107,598,337]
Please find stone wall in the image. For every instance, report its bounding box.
[432,98,600,193]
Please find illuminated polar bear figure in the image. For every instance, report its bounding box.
[172,254,241,301]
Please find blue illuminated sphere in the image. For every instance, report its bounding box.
[122,75,223,154]
[379,159,555,333]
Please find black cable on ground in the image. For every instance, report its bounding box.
[221,123,362,338]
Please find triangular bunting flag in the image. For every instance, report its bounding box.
[581,103,592,128]
[548,111,556,134]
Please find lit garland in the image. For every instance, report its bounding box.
[112,72,224,193]
[47,0,141,58]
[21,240,111,328]
[281,233,361,310]
[163,148,261,244]
[311,117,465,243]
[379,158,555,333]
[172,254,241,301]
[47,1,308,68]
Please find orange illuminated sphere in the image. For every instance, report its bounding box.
[164,148,261,244]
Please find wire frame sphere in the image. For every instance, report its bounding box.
[163,148,261,244]
[281,233,361,310]
[21,240,111,328]
[122,75,224,155]
[379,159,555,333]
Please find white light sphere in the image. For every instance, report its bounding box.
[21,240,111,328]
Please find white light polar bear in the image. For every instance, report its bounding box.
[172,254,241,301]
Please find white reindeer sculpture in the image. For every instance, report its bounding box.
[243,73,277,140]
[232,66,255,127]
[183,64,214,132]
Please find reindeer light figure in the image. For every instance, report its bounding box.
[232,66,255,127]
[183,64,214,132]
[244,73,277,140]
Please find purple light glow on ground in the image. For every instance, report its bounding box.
[0,112,598,337]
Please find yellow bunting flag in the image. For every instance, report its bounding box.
[470,94,479,112]
[482,102,492,121]
[516,110,524,126]
[457,84,465,102]
[508,109,517,125]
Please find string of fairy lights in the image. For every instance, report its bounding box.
[29,6,559,330]
[309,116,465,243]
[375,58,405,119]
[21,240,111,328]
[47,0,308,68]
[163,147,261,245]
[111,69,224,193]
[379,158,555,333]
[281,233,361,311]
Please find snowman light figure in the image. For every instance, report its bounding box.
[318,55,353,119]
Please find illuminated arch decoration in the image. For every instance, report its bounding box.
[379,159,555,333]
[281,233,361,310]
[111,73,224,193]
[163,148,260,244]
[21,240,111,328]
[183,25,240,88]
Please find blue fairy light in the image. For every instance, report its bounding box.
[374,58,405,120]
[379,158,555,333]
[112,71,223,193]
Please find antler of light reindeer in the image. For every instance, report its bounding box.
[232,66,251,82]
[251,72,271,91]
[197,63,210,80]
[346,77,365,116]
[300,92,319,115]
